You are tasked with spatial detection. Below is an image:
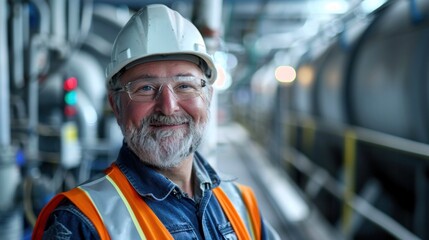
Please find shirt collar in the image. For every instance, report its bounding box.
[115,144,221,201]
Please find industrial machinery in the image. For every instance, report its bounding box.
[1,1,224,238]
[1,1,127,238]
[235,0,429,239]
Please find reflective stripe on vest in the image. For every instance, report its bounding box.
[218,182,262,240]
[78,176,146,239]
[77,165,173,240]
[33,164,262,239]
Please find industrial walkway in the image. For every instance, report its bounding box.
[216,122,340,240]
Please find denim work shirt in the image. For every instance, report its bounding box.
[40,144,273,239]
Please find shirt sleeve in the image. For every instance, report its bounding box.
[41,199,101,240]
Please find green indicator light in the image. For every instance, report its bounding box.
[65,91,77,105]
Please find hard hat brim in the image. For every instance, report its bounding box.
[124,54,216,82]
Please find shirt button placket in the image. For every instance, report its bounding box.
[173,188,182,199]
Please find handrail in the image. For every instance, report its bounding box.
[240,112,426,239]
[282,147,421,240]
[286,114,429,161]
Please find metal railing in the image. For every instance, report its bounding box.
[237,111,428,240]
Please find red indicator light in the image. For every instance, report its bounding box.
[64,106,77,117]
[64,77,78,91]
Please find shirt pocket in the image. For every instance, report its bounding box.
[218,222,238,240]
[167,222,198,240]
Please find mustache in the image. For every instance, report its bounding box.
[143,113,193,126]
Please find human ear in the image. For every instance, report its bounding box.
[108,92,122,123]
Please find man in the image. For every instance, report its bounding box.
[33,4,279,239]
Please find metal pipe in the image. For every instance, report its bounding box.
[75,90,98,182]
[192,0,223,167]
[50,0,66,42]
[0,2,23,240]
[11,1,25,89]
[72,0,94,48]
[25,0,51,162]
[68,0,80,43]
[26,38,41,162]
[193,0,223,40]
[0,0,11,147]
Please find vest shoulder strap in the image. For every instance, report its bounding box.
[237,184,262,240]
[32,194,65,240]
[215,182,262,240]
[64,188,111,239]
[105,165,174,240]
[33,164,173,240]
[32,187,111,240]
[76,164,173,240]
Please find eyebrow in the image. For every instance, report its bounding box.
[130,73,154,81]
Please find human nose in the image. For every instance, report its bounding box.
[154,86,180,115]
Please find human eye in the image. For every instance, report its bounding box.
[130,82,157,95]
[175,82,199,93]
[175,76,201,89]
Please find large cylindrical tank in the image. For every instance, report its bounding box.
[346,1,429,237]
[81,4,130,70]
[349,0,429,143]
[291,43,327,117]
[314,19,371,124]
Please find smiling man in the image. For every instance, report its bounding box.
[33,4,279,240]
[114,61,210,172]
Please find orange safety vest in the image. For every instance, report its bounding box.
[33,164,262,240]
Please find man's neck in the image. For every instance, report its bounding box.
[157,154,194,198]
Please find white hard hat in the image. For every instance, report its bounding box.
[106,4,217,87]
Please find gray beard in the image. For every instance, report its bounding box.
[123,113,206,169]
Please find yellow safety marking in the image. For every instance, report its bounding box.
[245,209,256,240]
[283,121,294,169]
[341,129,357,236]
[287,121,296,148]
[77,186,106,224]
[106,176,147,240]
[302,118,316,154]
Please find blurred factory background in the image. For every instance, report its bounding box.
[1,0,428,239]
